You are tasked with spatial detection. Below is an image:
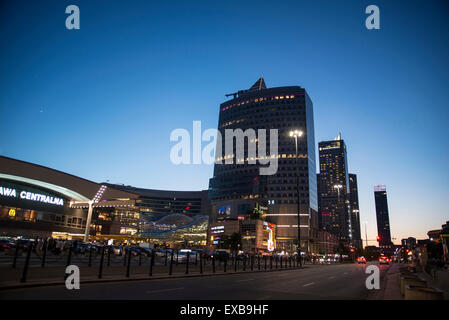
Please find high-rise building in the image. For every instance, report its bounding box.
[349,174,362,248]
[374,185,393,255]
[208,78,319,253]
[317,134,352,243]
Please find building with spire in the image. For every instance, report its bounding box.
[208,78,319,254]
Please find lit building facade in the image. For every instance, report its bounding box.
[349,174,362,248]
[105,184,211,245]
[208,78,318,253]
[0,156,139,239]
[317,134,352,243]
[374,185,393,255]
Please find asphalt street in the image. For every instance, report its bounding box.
[0,262,390,300]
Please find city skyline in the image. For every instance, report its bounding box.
[1,0,449,243]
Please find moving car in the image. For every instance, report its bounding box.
[379,256,390,264]
[357,256,367,264]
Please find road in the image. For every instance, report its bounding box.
[0,262,391,300]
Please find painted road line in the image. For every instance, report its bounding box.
[303,282,315,287]
[146,287,184,294]
[236,278,255,282]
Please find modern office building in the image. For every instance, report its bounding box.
[317,133,352,244]
[374,185,393,255]
[208,78,319,253]
[349,174,362,248]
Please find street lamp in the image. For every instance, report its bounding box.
[289,129,303,267]
[333,184,343,199]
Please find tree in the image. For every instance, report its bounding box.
[248,208,263,220]
[222,232,242,253]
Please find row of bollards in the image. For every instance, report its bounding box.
[14,242,303,283]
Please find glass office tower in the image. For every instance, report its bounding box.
[374,185,393,255]
[317,134,352,243]
[208,78,318,253]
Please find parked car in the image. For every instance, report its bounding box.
[0,239,14,252]
[212,250,230,262]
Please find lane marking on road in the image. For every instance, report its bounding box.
[236,278,255,282]
[146,287,184,294]
[303,282,315,287]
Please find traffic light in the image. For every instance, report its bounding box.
[376,235,381,242]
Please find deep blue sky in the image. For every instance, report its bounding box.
[1,0,448,242]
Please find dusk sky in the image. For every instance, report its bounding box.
[1,0,448,243]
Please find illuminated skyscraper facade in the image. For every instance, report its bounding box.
[208,78,319,253]
[349,174,362,248]
[317,134,352,243]
[374,185,393,254]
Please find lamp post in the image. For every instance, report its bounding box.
[289,129,303,267]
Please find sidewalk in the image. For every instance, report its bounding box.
[368,263,402,300]
[417,268,449,300]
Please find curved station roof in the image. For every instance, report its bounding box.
[0,156,138,202]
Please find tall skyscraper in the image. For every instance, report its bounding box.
[374,185,393,254]
[349,174,362,248]
[208,78,319,253]
[317,133,352,243]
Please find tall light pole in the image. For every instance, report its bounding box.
[289,129,303,267]
[364,221,368,249]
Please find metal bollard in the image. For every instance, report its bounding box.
[243,256,246,271]
[169,250,174,275]
[67,245,73,266]
[185,252,190,274]
[98,246,105,279]
[251,255,254,271]
[212,255,215,273]
[164,251,168,266]
[123,248,127,266]
[224,256,227,273]
[107,247,111,267]
[264,255,267,270]
[176,250,179,266]
[139,250,142,266]
[258,255,261,270]
[195,251,198,266]
[275,256,278,269]
[20,242,33,283]
[270,255,273,270]
[199,253,203,274]
[126,248,132,278]
[149,251,155,276]
[280,256,283,269]
[12,240,20,269]
[88,247,92,267]
[41,239,48,268]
